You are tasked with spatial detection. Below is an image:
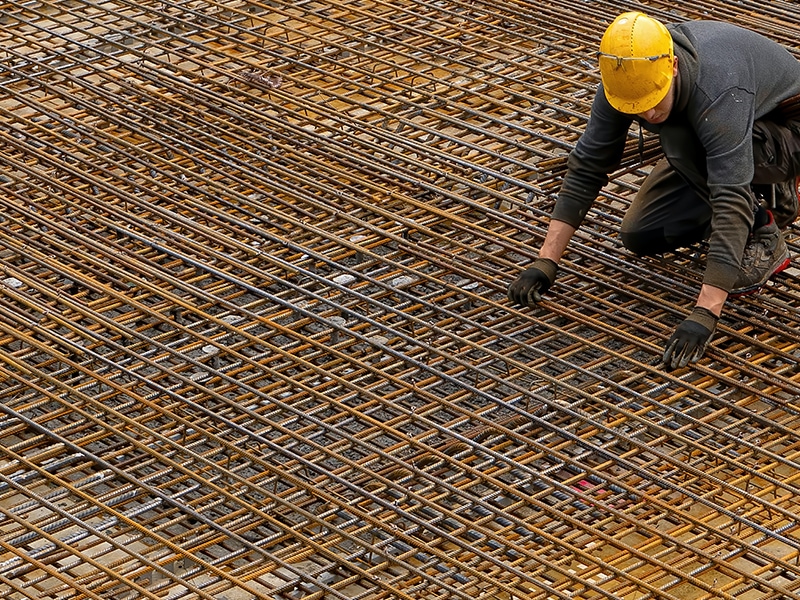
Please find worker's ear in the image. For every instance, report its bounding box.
[672,55,679,76]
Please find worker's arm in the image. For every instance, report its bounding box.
[509,85,630,308]
[660,88,751,370]
[507,220,576,306]
[539,219,577,262]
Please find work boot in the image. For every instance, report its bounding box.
[753,178,799,229]
[730,211,791,297]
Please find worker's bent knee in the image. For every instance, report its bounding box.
[621,229,668,257]
[621,222,709,257]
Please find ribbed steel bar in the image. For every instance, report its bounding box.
[1,1,800,599]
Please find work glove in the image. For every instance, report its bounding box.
[662,307,718,370]
[507,258,558,307]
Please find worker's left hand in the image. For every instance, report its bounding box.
[662,307,718,370]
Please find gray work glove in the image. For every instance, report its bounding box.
[662,307,718,370]
[507,258,558,307]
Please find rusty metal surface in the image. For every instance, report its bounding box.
[1,0,800,598]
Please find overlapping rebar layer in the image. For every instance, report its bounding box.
[2,0,800,598]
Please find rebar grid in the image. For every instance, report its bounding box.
[1,0,800,599]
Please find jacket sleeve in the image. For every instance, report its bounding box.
[551,86,633,228]
[695,88,757,291]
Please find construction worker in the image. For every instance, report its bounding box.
[508,11,800,370]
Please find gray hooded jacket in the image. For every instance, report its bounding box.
[551,20,800,291]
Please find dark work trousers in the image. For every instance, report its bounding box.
[620,119,800,256]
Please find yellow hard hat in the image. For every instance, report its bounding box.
[598,12,674,114]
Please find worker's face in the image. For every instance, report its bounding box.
[637,58,680,124]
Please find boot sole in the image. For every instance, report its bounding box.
[729,255,792,297]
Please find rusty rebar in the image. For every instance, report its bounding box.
[1,1,800,599]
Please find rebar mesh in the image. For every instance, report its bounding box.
[2,1,800,599]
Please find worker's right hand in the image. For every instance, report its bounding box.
[507,258,558,307]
